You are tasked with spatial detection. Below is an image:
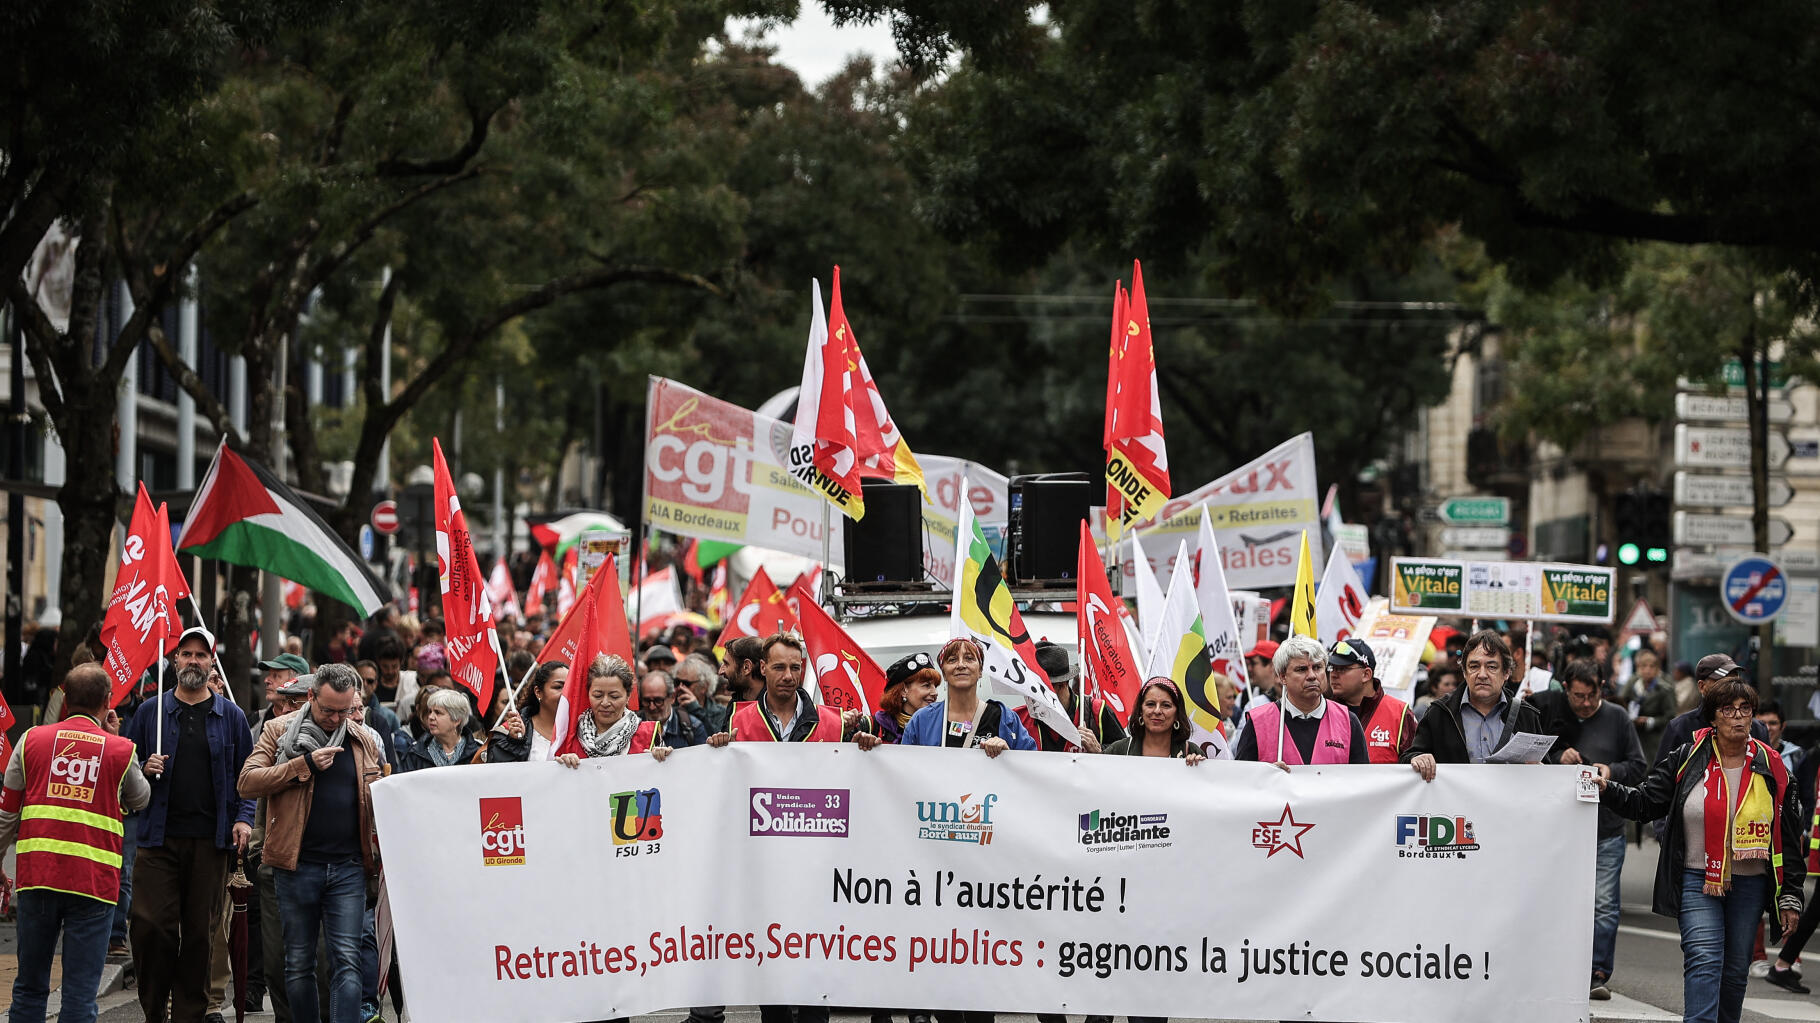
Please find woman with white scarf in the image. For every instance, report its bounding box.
[556,655,673,766]
[396,688,485,770]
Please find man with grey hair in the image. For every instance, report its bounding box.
[1233,634,1368,766]
[674,653,730,735]
[639,671,709,748]
[240,662,386,1023]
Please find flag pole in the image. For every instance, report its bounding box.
[185,592,235,706]
[820,501,832,607]
[156,619,166,755]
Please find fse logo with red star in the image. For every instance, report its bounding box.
[1252,804,1315,858]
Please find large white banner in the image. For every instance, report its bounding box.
[375,746,1593,1023]
[1119,433,1322,593]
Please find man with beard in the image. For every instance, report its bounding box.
[718,636,766,704]
[124,626,255,1023]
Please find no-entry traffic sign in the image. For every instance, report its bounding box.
[1721,554,1787,625]
[371,499,401,535]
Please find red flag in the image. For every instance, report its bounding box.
[524,550,557,616]
[1102,282,1128,529]
[556,547,578,618]
[487,557,521,621]
[788,581,882,715]
[99,485,191,707]
[550,554,639,755]
[785,566,820,620]
[1076,520,1142,725]
[714,571,799,653]
[432,438,502,711]
[1105,261,1170,538]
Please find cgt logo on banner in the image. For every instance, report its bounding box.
[480,797,526,866]
[750,788,850,838]
[1077,809,1171,852]
[916,793,999,845]
[1396,815,1481,859]
[611,789,664,851]
[49,733,103,802]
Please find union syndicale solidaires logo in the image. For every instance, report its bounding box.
[610,788,664,849]
[749,787,849,838]
[1395,814,1481,859]
[479,797,526,867]
[915,792,999,846]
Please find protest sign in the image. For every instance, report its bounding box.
[1119,433,1321,593]
[375,746,1593,1023]
[919,455,1009,584]
[1390,558,1615,624]
[1354,598,1438,700]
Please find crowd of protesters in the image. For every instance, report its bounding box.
[0,566,1811,1023]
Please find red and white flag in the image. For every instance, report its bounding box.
[789,580,884,715]
[790,275,866,518]
[1075,520,1142,725]
[714,571,799,654]
[524,550,557,617]
[100,485,191,707]
[432,438,503,711]
[831,270,926,494]
[1104,261,1170,541]
[487,557,522,622]
[634,566,683,640]
[556,547,578,619]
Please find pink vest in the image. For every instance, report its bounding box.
[1246,700,1353,765]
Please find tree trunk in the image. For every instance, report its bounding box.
[51,388,122,682]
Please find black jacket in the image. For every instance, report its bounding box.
[396,733,484,772]
[1400,677,1557,765]
[1603,736,1806,920]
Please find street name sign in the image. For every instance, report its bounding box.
[1674,424,1792,470]
[1673,511,1794,548]
[1437,496,1510,525]
[1672,472,1795,509]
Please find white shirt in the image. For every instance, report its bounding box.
[1283,696,1329,721]
[528,728,553,762]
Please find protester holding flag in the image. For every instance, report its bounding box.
[873,653,942,745]
[1325,640,1416,765]
[554,656,671,766]
[488,662,569,763]
[1017,643,1124,754]
[1233,635,1368,767]
[897,639,1036,755]
[1104,678,1206,765]
[395,689,486,770]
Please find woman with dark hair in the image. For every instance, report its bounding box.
[898,638,1035,755]
[488,662,569,763]
[873,653,942,744]
[1597,678,1805,1023]
[1105,678,1205,764]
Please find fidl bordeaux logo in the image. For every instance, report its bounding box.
[611,789,665,849]
[479,797,526,867]
[1394,814,1481,859]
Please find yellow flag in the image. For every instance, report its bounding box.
[1291,530,1317,638]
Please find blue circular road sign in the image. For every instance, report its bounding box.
[1721,554,1788,625]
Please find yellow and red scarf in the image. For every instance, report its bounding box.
[1698,734,1776,896]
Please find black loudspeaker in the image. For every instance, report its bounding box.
[1009,473,1097,584]
[843,480,923,584]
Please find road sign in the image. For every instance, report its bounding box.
[1721,554,1788,625]
[1677,359,1791,392]
[1674,424,1792,470]
[371,499,401,535]
[1334,523,1370,564]
[1437,496,1510,525]
[1673,472,1794,509]
[1440,526,1508,549]
[359,524,376,561]
[1620,597,1658,637]
[1674,511,1794,548]
[1674,393,1794,424]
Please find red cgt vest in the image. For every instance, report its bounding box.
[729,701,841,742]
[1360,695,1410,765]
[1246,700,1353,765]
[4,716,136,903]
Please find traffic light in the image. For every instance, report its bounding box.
[1615,488,1670,566]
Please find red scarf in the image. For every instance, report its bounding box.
[1696,731,1775,896]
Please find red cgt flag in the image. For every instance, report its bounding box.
[550,554,639,755]
[1076,520,1143,725]
[1104,261,1170,539]
[433,439,503,712]
[714,571,799,653]
[99,485,191,707]
[788,580,884,715]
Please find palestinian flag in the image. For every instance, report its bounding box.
[178,442,390,616]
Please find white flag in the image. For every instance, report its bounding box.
[1315,544,1370,648]
[1194,506,1249,693]
[1135,543,1167,657]
[1145,540,1221,747]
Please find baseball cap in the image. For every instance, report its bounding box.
[176,625,217,652]
[276,675,313,697]
[1695,654,1741,682]
[258,653,309,675]
[886,651,935,689]
[1328,638,1376,671]
[1245,640,1279,662]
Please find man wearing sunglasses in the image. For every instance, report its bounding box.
[1326,639,1416,764]
[1650,654,1768,772]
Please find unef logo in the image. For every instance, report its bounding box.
[610,789,664,853]
[48,731,104,803]
[479,797,526,867]
[915,793,999,846]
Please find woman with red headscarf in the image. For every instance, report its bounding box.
[1105,677,1206,765]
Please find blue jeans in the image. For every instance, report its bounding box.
[275,859,366,1023]
[1679,869,1771,1023]
[11,889,114,1023]
[109,810,138,946]
[1592,833,1626,979]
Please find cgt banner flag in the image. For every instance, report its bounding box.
[373,746,1594,1023]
